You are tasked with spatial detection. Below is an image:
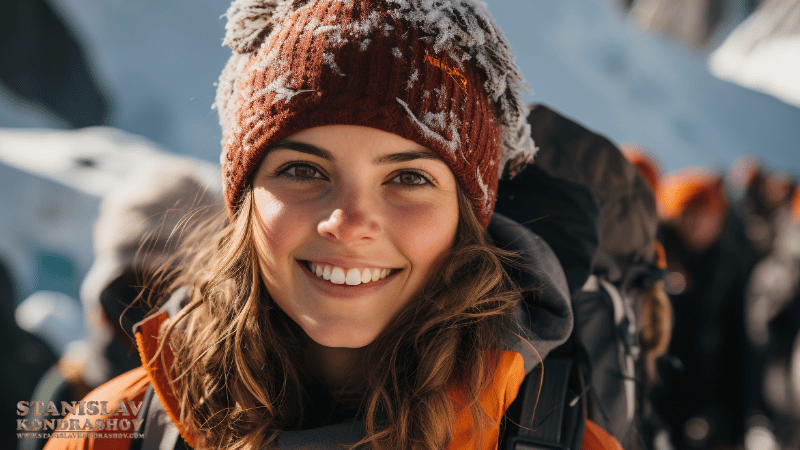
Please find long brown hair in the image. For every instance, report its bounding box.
[637,280,673,383]
[148,186,523,450]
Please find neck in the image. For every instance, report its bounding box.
[304,338,366,390]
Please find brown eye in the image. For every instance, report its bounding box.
[393,171,431,186]
[282,163,322,180]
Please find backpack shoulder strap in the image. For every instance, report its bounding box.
[504,357,587,450]
[130,386,184,450]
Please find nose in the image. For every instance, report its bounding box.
[317,193,380,246]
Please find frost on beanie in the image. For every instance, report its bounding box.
[216,0,536,226]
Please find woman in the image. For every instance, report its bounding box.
[43,1,622,449]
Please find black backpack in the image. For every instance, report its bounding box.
[497,104,663,450]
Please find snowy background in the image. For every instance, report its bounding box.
[1,0,798,304]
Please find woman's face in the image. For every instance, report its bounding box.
[251,125,460,348]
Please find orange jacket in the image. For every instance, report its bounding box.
[43,312,622,450]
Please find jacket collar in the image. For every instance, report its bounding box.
[488,213,573,374]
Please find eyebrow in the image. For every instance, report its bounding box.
[268,140,442,164]
[267,140,334,160]
[372,148,442,165]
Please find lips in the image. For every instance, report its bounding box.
[306,261,395,286]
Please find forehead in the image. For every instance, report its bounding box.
[266,125,443,162]
[283,125,420,149]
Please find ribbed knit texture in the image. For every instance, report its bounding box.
[218,0,535,226]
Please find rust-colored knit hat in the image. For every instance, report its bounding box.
[216,0,535,227]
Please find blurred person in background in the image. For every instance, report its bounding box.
[619,145,671,379]
[653,169,758,450]
[619,144,673,450]
[742,184,800,450]
[730,157,797,260]
[18,156,220,450]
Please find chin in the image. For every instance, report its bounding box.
[304,321,381,349]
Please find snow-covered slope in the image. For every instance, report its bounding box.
[709,0,800,110]
[43,0,230,161]
[0,127,218,300]
[491,0,800,175]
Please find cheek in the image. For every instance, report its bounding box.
[252,189,283,251]
[252,188,308,274]
[391,201,459,269]
[252,187,292,230]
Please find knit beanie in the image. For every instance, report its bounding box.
[216,0,536,227]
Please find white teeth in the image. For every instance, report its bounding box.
[345,268,362,285]
[308,262,394,286]
[330,267,346,285]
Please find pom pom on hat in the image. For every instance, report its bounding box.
[223,0,298,53]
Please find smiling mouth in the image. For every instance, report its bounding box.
[304,261,398,286]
